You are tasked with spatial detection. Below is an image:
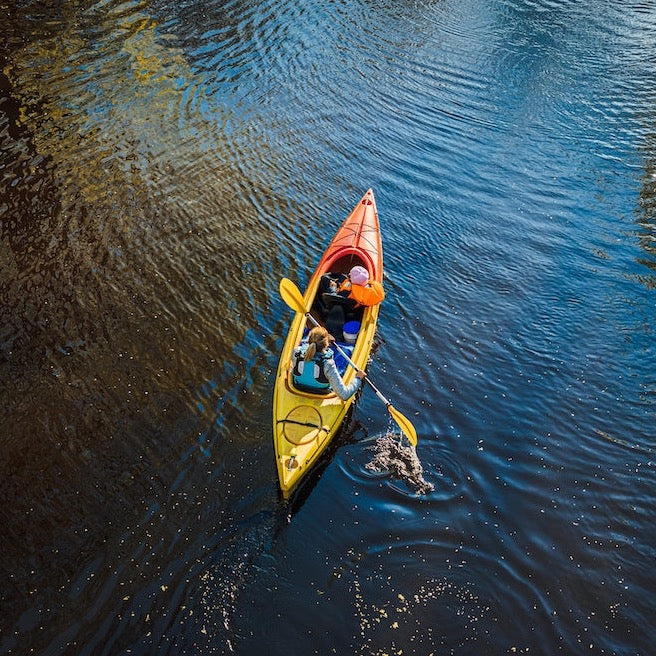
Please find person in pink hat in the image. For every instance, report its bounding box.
[336,265,385,307]
[316,264,385,339]
[347,265,369,286]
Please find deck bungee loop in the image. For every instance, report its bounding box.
[278,405,329,446]
[277,419,325,429]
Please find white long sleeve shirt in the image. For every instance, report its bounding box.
[323,357,361,400]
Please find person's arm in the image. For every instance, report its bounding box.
[323,357,362,401]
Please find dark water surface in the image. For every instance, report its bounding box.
[2,0,655,654]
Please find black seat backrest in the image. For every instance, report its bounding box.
[322,292,356,309]
[325,303,345,341]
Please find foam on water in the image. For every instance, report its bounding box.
[364,430,435,496]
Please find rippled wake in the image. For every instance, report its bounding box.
[365,431,435,495]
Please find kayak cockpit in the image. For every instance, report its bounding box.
[310,254,369,343]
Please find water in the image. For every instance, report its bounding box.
[1,0,655,654]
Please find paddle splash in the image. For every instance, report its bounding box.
[365,430,434,495]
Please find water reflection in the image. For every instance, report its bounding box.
[636,160,656,289]
[1,3,287,651]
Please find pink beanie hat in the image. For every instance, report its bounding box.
[349,265,369,286]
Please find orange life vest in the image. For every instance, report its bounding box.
[338,280,385,307]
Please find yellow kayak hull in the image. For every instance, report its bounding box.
[273,189,383,498]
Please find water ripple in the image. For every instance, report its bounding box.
[3,0,656,653]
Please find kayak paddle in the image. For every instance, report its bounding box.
[279,277,418,446]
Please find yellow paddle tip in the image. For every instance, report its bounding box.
[388,404,418,447]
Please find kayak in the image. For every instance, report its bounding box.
[273,189,383,498]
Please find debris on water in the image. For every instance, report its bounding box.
[365,432,434,495]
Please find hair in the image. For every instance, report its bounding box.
[304,326,331,361]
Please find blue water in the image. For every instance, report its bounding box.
[1,0,655,654]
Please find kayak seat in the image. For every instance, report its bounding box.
[292,381,332,395]
[321,292,365,323]
[321,292,356,310]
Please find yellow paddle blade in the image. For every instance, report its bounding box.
[279,277,307,315]
[389,405,418,446]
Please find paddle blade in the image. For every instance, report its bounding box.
[279,277,307,315]
[389,405,418,446]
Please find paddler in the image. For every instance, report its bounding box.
[292,326,366,400]
[321,265,385,308]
